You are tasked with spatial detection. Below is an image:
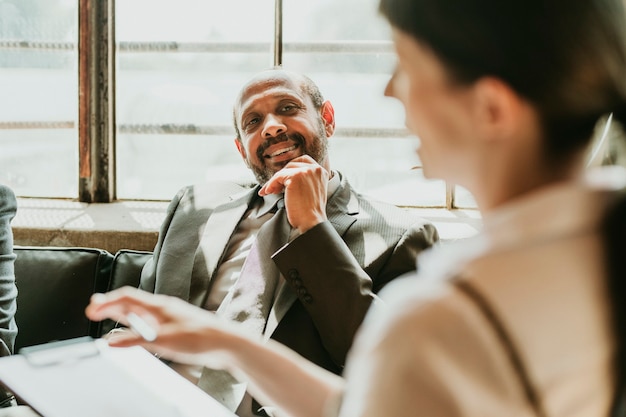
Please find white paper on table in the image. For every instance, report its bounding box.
[0,337,236,417]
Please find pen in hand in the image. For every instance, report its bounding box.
[126,312,157,342]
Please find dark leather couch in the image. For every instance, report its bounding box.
[13,246,152,351]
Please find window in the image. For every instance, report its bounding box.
[0,0,78,198]
[0,0,476,208]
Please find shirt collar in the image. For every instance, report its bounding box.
[481,165,626,251]
[415,166,626,283]
[327,169,340,196]
[256,192,283,218]
[255,169,340,218]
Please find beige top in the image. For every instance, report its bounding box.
[338,167,626,417]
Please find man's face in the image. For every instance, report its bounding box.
[234,72,330,184]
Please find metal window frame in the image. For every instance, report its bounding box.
[78,0,116,202]
[8,0,458,208]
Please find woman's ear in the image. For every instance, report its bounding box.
[472,77,523,142]
[321,101,336,137]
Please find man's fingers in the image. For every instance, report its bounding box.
[259,158,323,196]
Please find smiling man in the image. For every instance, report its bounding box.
[135,68,438,416]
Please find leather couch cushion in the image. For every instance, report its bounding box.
[98,249,152,335]
[13,247,113,351]
[108,249,151,291]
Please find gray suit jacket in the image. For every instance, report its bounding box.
[140,173,438,373]
[0,184,17,357]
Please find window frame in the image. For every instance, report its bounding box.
[11,0,460,208]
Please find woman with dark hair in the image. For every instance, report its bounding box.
[86,1,626,416]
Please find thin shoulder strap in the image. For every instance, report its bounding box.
[453,279,549,417]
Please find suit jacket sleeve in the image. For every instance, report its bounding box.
[272,219,436,367]
[0,185,17,357]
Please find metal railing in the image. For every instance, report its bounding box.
[0,40,394,54]
[0,121,409,138]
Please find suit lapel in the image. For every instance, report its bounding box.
[189,187,258,306]
[264,175,359,338]
[264,280,297,340]
[326,174,359,235]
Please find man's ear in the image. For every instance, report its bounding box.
[234,138,250,167]
[321,101,336,137]
[472,77,522,142]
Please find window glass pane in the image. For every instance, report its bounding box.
[116,0,273,200]
[282,0,441,207]
[454,186,478,209]
[117,133,253,200]
[284,0,391,41]
[331,137,446,207]
[0,0,78,198]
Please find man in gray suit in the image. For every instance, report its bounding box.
[138,68,438,416]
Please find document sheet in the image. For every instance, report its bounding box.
[0,338,237,417]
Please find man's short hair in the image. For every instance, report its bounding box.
[233,69,325,141]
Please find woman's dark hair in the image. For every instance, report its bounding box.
[603,188,626,415]
[379,0,626,412]
[379,0,626,157]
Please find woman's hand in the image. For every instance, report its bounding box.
[85,286,248,370]
[86,286,344,417]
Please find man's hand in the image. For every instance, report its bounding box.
[259,155,329,234]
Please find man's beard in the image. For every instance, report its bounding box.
[249,129,329,185]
